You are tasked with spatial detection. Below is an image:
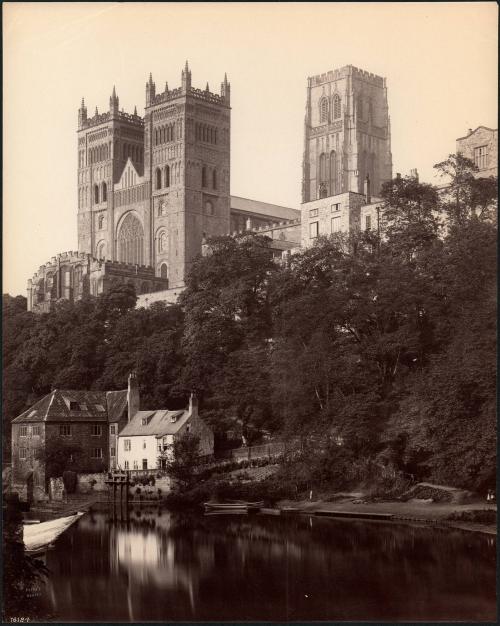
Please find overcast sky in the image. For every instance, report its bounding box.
[3,2,498,297]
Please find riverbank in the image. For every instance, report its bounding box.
[276,496,497,535]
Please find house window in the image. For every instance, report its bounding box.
[91,448,103,459]
[19,426,28,437]
[59,424,71,437]
[110,447,116,458]
[365,215,372,231]
[331,216,342,233]
[157,441,162,452]
[19,448,27,460]
[124,460,129,470]
[69,401,80,410]
[32,426,40,437]
[133,460,139,469]
[143,440,146,449]
[124,439,131,451]
[331,203,341,212]
[205,200,214,216]
[92,425,102,437]
[141,418,148,426]
[474,145,488,169]
[110,424,116,435]
[310,221,319,239]
[142,459,148,470]
[309,208,319,218]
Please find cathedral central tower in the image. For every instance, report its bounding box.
[302,65,392,202]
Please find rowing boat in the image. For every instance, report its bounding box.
[23,512,85,553]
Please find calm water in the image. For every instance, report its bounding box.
[37,506,496,622]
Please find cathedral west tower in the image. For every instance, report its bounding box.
[145,62,231,287]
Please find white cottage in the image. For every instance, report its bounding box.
[117,391,213,471]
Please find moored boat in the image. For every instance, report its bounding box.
[23,512,85,553]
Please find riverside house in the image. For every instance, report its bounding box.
[117,393,214,471]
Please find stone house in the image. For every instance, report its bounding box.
[117,393,213,471]
[11,387,128,501]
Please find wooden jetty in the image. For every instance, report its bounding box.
[314,510,394,520]
[105,471,130,507]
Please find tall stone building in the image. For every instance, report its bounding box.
[300,65,392,247]
[76,62,231,290]
[27,63,299,312]
[302,65,392,202]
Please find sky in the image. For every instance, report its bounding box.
[3,2,498,297]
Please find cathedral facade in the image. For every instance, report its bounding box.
[27,63,398,312]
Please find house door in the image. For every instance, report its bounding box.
[142,459,148,470]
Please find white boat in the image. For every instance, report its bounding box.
[23,512,85,553]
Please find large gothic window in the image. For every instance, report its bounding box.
[319,98,329,123]
[333,94,341,119]
[118,213,144,265]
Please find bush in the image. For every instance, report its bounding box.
[446,509,496,523]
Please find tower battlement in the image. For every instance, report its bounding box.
[309,65,385,87]
[79,108,144,131]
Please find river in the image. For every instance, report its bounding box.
[37,506,496,622]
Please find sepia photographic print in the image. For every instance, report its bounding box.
[2,2,498,623]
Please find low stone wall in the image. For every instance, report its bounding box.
[77,473,108,494]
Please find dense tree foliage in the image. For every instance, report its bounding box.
[2,157,496,490]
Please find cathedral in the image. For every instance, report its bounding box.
[27,63,394,313]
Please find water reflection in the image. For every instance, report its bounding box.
[40,507,496,622]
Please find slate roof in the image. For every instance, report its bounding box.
[119,409,189,438]
[12,389,127,424]
[106,390,128,423]
[230,196,300,221]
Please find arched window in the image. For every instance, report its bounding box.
[201,166,207,188]
[212,169,217,190]
[165,165,170,187]
[98,214,104,230]
[160,263,168,280]
[319,153,327,183]
[158,230,167,253]
[329,150,337,195]
[97,242,106,260]
[156,168,162,190]
[94,184,99,204]
[333,94,341,119]
[117,213,144,265]
[102,182,107,202]
[320,97,329,123]
[205,200,214,216]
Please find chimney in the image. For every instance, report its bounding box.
[364,174,371,204]
[127,372,140,422]
[189,392,198,419]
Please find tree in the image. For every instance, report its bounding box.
[434,153,498,225]
[161,432,202,491]
[36,437,85,479]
